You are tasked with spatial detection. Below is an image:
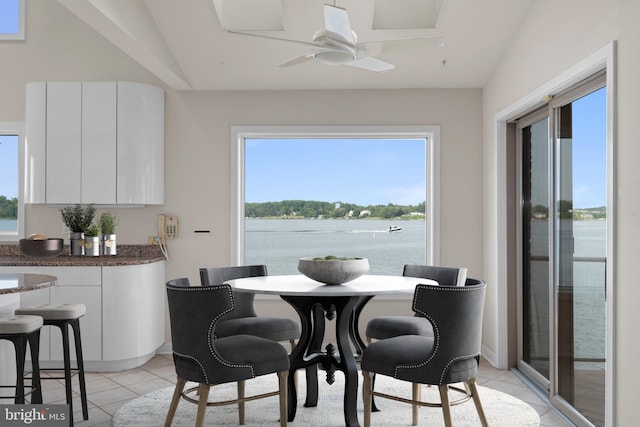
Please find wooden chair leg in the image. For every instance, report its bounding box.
[412,383,421,426]
[467,378,489,427]
[277,370,288,427]
[362,370,374,427]
[164,377,186,427]
[195,383,210,427]
[438,384,453,427]
[237,380,245,424]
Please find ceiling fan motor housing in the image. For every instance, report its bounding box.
[312,28,356,64]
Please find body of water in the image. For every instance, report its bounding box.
[244,218,426,276]
[0,219,17,232]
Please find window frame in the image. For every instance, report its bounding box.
[0,0,25,41]
[230,125,441,267]
[0,122,25,241]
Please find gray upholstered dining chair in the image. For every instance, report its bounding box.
[199,265,300,350]
[361,279,488,427]
[165,278,289,427]
[365,264,467,343]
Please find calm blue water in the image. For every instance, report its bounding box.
[244,218,426,276]
[0,219,17,232]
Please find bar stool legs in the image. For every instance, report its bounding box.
[0,315,43,404]
[54,317,88,419]
[15,304,88,423]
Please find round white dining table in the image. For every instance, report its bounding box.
[225,274,436,427]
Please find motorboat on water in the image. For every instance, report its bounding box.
[388,225,402,232]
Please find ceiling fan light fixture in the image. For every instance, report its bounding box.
[313,50,356,65]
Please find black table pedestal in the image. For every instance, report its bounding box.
[281,294,362,427]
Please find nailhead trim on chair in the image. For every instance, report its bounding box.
[171,285,256,377]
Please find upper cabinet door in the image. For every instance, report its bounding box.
[117,82,165,205]
[24,82,46,204]
[82,82,117,204]
[46,82,82,204]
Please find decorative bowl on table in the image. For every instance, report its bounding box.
[19,234,64,259]
[298,256,369,285]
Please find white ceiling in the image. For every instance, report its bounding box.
[57,0,531,91]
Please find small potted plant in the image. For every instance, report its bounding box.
[99,212,118,256]
[83,223,100,257]
[60,204,96,256]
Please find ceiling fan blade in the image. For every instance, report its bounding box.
[323,4,355,44]
[346,56,395,73]
[227,30,333,50]
[278,53,315,68]
[360,36,444,56]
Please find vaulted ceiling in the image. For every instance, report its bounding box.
[57,0,531,91]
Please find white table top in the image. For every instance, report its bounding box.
[225,274,437,297]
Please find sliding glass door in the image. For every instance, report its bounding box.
[517,74,607,427]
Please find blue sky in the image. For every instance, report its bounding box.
[0,136,18,199]
[0,0,19,34]
[572,86,607,208]
[245,138,426,206]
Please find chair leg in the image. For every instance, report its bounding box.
[438,384,453,427]
[362,370,373,427]
[277,370,288,427]
[412,383,421,426]
[164,377,186,427]
[195,383,211,427]
[13,336,26,404]
[70,319,88,420]
[59,322,74,418]
[27,331,42,404]
[467,378,489,427]
[237,380,245,424]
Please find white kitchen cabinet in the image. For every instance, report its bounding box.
[81,82,117,204]
[24,81,164,205]
[117,82,165,204]
[24,82,46,204]
[46,82,82,204]
[0,261,165,371]
[102,262,165,362]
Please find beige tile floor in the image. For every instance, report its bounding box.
[38,355,573,426]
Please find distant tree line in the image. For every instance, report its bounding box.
[531,202,606,220]
[0,196,17,219]
[245,200,426,219]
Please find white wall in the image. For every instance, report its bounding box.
[483,0,640,425]
[0,3,485,354]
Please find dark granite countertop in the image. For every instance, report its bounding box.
[0,272,57,295]
[0,244,165,267]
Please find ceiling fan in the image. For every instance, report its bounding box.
[227,4,444,73]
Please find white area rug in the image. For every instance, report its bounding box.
[114,372,540,426]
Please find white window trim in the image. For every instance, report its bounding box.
[230,125,441,269]
[0,0,25,41]
[0,122,25,241]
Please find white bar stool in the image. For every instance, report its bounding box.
[0,314,43,404]
[15,304,88,423]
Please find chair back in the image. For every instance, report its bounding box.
[400,278,486,385]
[166,277,191,288]
[166,279,255,384]
[402,264,467,287]
[199,265,268,319]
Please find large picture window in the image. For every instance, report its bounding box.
[231,126,440,275]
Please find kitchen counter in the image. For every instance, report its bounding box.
[0,272,57,295]
[0,244,165,267]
